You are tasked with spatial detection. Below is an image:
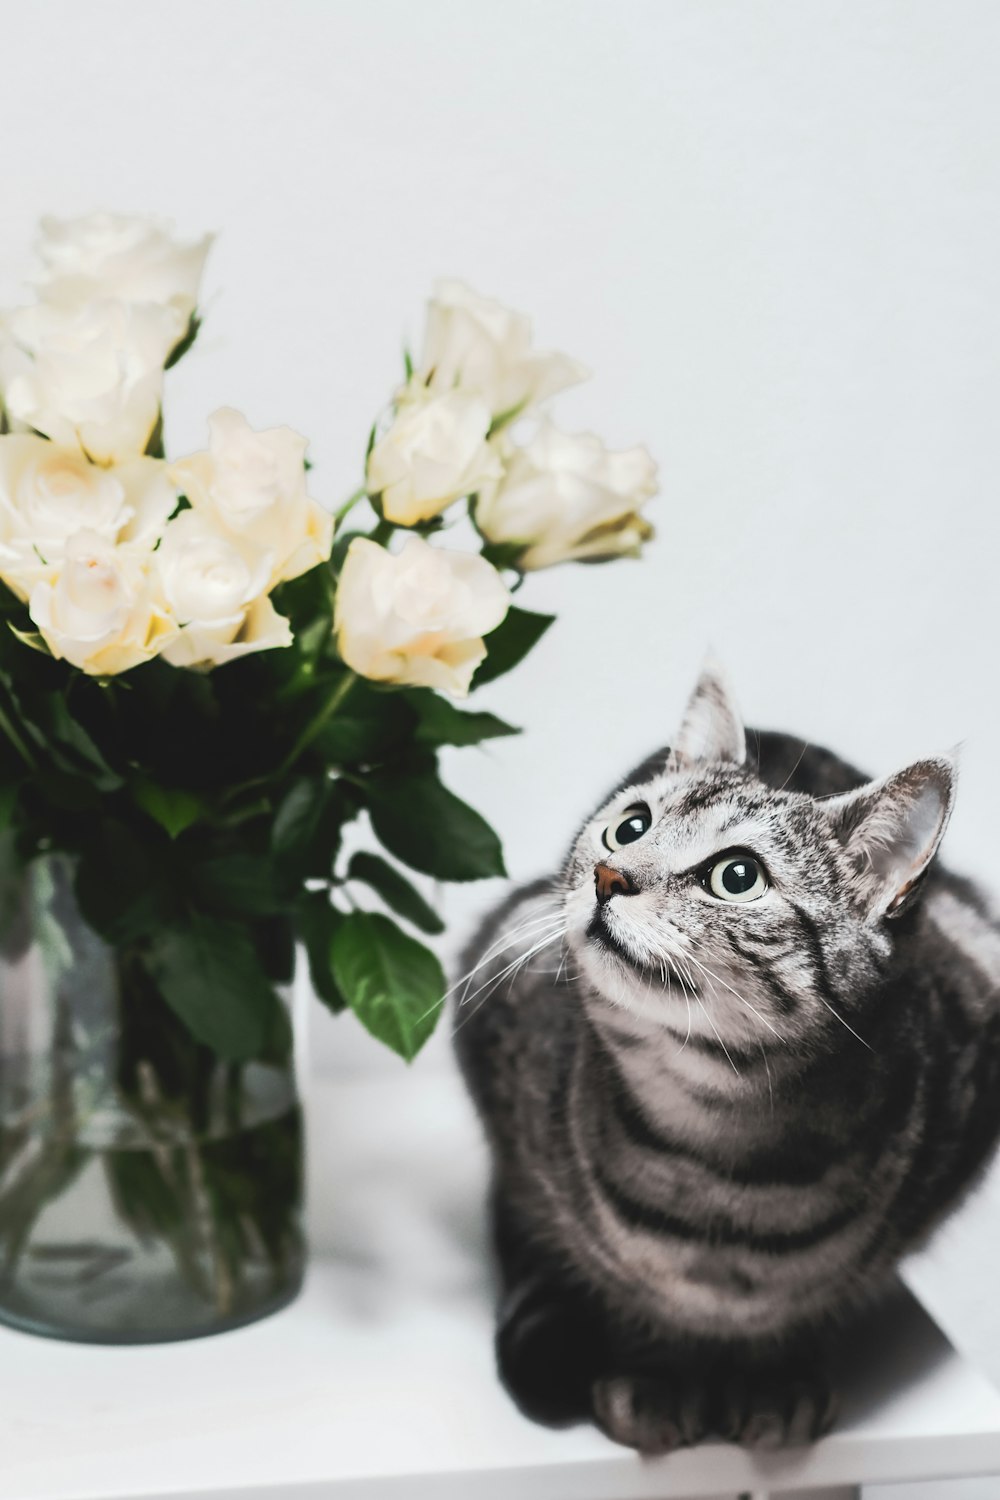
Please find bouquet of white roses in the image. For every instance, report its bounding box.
[0,213,659,1341]
[0,213,658,1064]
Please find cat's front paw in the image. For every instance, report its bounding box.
[496,1275,605,1426]
[716,1365,839,1449]
[591,1372,712,1455]
[590,1363,839,1454]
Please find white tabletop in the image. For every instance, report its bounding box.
[4,1066,1000,1500]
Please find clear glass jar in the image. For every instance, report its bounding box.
[0,855,306,1343]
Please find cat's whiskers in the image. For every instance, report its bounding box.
[621,917,696,1034]
[449,941,566,1040]
[760,1038,775,1115]
[663,960,694,1054]
[774,739,811,794]
[813,992,874,1051]
[658,942,699,1006]
[620,912,740,1068]
[419,915,567,1032]
[450,910,565,1005]
[681,989,693,1050]
[451,926,568,1032]
[694,994,740,1075]
[638,959,659,1026]
[682,950,786,1045]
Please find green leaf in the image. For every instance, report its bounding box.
[487,399,527,436]
[314,684,417,764]
[272,775,327,871]
[8,624,51,657]
[0,778,20,830]
[332,528,365,575]
[363,771,505,882]
[189,855,285,917]
[297,890,347,1012]
[37,693,121,786]
[252,914,297,989]
[257,973,295,1062]
[472,605,555,687]
[330,911,444,1060]
[165,311,201,371]
[132,779,204,839]
[271,776,354,885]
[478,540,526,572]
[144,408,165,459]
[347,850,444,935]
[34,767,102,813]
[270,564,334,648]
[406,691,519,748]
[145,915,283,1061]
[74,824,176,946]
[0,828,25,944]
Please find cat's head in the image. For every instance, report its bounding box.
[562,663,956,1053]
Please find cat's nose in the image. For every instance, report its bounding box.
[594,862,638,905]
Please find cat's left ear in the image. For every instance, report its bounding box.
[672,660,746,769]
[821,756,957,919]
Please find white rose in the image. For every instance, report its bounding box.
[3,297,181,464]
[0,434,175,598]
[170,407,334,587]
[28,529,176,676]
[33,212,212,326]
[335,535,509,698]
[419,280,587,419]
[367,382,502,526]
[154,509,291,670]
[0,313,30,432]
[476,419,658,570]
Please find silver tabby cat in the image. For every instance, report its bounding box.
[454,665,1000,1454]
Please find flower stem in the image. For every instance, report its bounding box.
[334,488,368,526]
[0,693,37,772]
[277,671,357,779]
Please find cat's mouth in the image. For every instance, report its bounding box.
[586,909,694,994]
[586,910,649,974]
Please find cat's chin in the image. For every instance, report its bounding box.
[582,910,691,991]
[571,930,696,1028]
[585,910,648,972]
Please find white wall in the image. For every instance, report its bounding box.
[3,0,1000,1377]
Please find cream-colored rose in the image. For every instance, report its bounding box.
[33,212,212,326]
[154,509,291,670]
[335,535,509,697]
[419,280,587,420]
[0,435,175,598]
[476,420,657,570]
[171,408,334,586]
[2,297,181,464]
[0,313,30,432]
[367,381,501,526]
[28,529,176,675]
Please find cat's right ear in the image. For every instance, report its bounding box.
[820,756,957,919]
[672,660,746,769]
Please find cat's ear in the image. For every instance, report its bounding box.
[672,661,746,769]
[820,756,957,919]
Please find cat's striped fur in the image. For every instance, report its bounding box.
[454,668,1000,1454]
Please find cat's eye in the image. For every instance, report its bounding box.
[602,803,652,852]
[706,851,768,903]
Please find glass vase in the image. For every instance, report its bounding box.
[0,854,306,1344]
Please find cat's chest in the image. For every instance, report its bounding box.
[568,1166,867,1340]
[554,1070,878,1339]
